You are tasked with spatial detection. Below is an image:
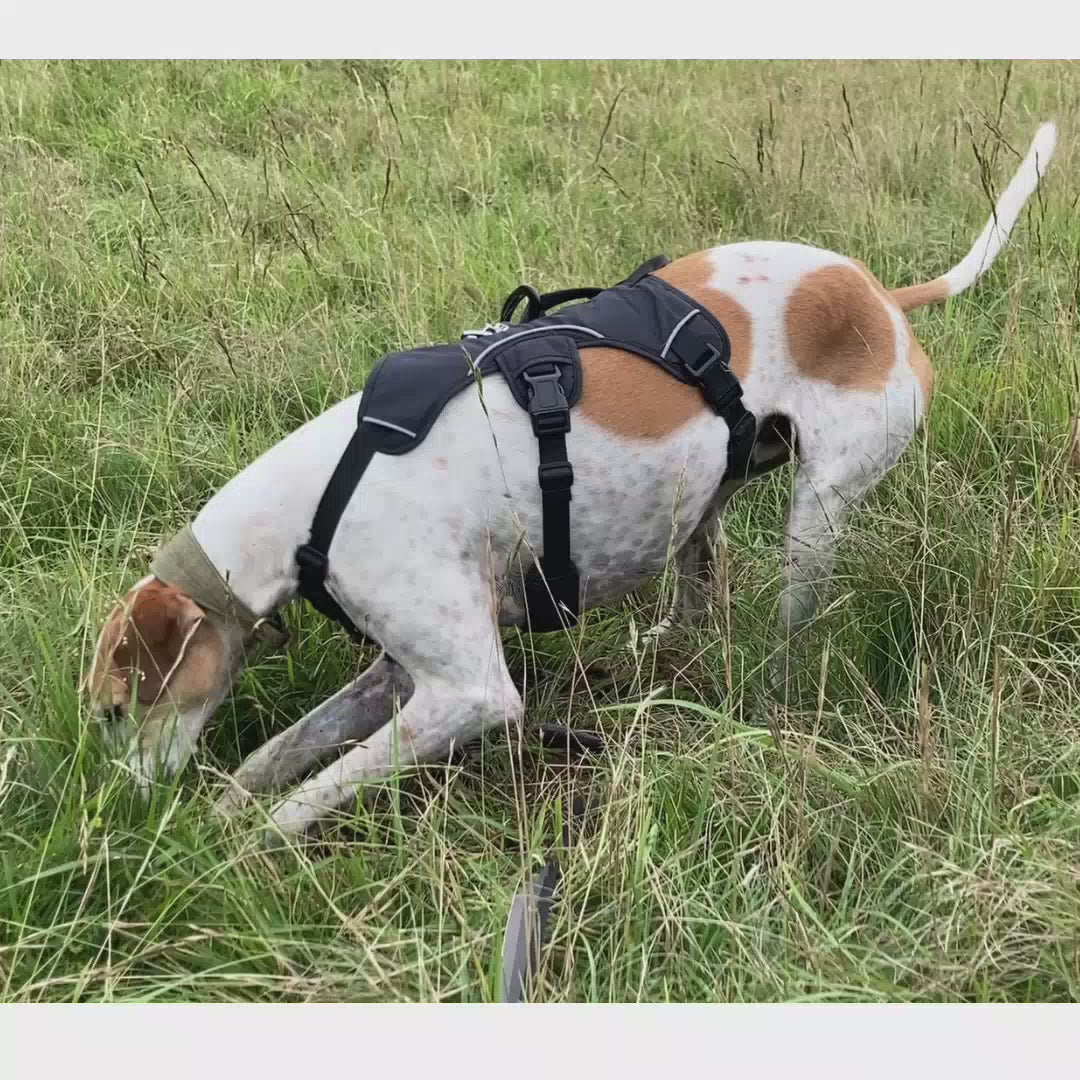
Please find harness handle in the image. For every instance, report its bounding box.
[498,255,672,325]
[499,284,543,324]
[501,284,604,324]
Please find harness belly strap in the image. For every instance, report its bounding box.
[295,255,757,639]
[500,337,581,632]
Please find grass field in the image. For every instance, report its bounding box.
[1,60,1079,1003]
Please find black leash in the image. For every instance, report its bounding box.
[499,728,603,1003]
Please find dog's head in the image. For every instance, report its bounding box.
[86,577,236,752]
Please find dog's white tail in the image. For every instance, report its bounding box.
[890,121,1057,313]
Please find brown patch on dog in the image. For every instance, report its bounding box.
[655,252,752,381]
[850,259,936,404]
[434,456,448,469]
[785,263,896,390]
[580,347,708,439]
[851,258,907,312]
[88,579,223,708]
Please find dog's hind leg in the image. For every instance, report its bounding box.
[771,410,913,699]
[262,581,522,844]
[663,415,800,637]
[215,653,414,816]
[770,459,863,703]
[672,518,717,629]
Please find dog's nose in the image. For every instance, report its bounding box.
[99,704,125,724]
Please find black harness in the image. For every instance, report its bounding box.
[295,255,756,638]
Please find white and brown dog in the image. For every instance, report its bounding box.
[87,122,1056,841]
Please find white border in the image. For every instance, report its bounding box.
[2,0,1079,59]
[1,20,1077,1070]
[4,1003,1080,1076]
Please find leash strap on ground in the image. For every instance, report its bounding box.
[499,736,602,1002]
[500,858,562,1003]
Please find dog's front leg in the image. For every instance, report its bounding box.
[216,653,414,816]
[675,435,796,636]
[647,470,753,640]
[263,667,522,845]
[124,703,218,794]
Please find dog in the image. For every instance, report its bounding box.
[86,121,1056,842]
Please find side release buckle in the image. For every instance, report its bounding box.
[686,344,743,413]
[685,342,724,379]
[522,367,571,437]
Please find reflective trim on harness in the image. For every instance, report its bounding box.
[660,308,701,359]
[470,322,604,367]
[362,415,418,438]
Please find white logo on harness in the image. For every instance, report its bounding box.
[462,322,511,338]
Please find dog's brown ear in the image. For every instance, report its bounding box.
[90,580,207,706]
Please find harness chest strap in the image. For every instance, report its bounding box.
[295,428,378,645]
[506,262,755,631]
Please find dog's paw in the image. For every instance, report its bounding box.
[118,727,193,799]
[117,745,159,799]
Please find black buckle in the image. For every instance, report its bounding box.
[522,368,571,436]
[685,343,725,379]
[538,460,574,492]
[295,543,329,582]
[686,343,744,413]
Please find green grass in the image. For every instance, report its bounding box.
[1,60,1079,1002]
